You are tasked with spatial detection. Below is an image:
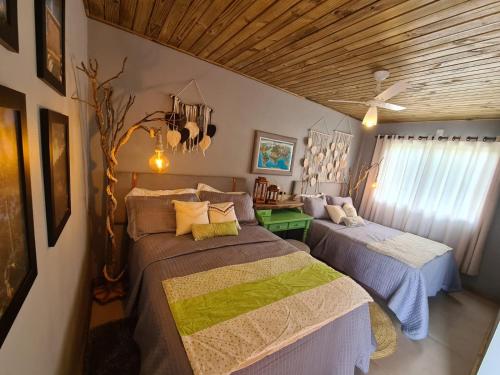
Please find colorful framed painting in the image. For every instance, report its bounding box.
[40,108,70,247]
[251,131,297,176]
[35,0,65,95]
[0,0,18,52]
[0,84,37,348]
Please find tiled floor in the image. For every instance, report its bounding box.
[90,291,498,375]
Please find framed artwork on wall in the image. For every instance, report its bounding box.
[251,130,297,176]
[35,0,65,95]
[0,0,18,52]
[40,108,70,247]
[0,84,37,348]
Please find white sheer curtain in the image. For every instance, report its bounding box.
[359,136,500,275]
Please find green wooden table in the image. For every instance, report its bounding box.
[255,209,313,242]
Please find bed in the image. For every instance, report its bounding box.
[308,218,462,340]
[118,172,374,375]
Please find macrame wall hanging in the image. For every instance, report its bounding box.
[165,80,216,156]
[301,118,353,194]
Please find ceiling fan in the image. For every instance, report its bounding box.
[328,70,408,127]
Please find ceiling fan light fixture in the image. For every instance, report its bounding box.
[363,106,378,127]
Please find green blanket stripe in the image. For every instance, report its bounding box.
[168,262,343,336]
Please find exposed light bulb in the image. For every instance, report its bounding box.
[363,106,378,128]
[149,150,169,173]
[371,181,378,189]
[149,131,169,173]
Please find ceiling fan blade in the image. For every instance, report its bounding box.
[368,100,406,111]
[362,106,378,128]
[374,81,408,101]
[328,99,367,105]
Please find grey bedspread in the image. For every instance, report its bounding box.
[127,226,373,375]
[308,219,461,340]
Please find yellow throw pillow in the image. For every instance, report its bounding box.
[192,221,239,241]
[208,202,241,229]
[343,203,358,218]
[173,200,209,236]
[326,205,347,224]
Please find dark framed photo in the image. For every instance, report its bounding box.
[40,108,70,247]
[35,0,65,95]
[0,0,18,52]
[251,130,297,176]
[0,84,37,348]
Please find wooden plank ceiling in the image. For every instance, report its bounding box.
[84,0,500,122]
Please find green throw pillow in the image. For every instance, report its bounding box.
[192,221,239,241]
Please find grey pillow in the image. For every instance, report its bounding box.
[126,193,199,241]
[199,191,257,225]
[303,196,328,219]
[326,195,353,207]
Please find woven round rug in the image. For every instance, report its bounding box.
[369,302,397,359]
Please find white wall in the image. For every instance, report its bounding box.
[87,20,362,195]
[356,119,500,302]
[0,2,89,374]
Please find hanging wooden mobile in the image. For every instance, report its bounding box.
[167,80,217,156]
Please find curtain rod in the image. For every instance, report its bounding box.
[375,135,499,142]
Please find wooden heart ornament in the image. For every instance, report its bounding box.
[199,135,212,156]
[166,129,181,149]
[185,121,200,139]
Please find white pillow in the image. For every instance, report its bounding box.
[173,200,210,236]
[342,216,365,227]
[326,205,347,224]
[343,203,357,218]
[125,187,198,200]
[197,183,246,195]
[197,183,223,193]
[208,202,241,229]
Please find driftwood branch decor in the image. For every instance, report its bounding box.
[73,58,166,303]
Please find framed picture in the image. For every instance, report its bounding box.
[35,0,65,95]
[40,108,70,247]
[0,84,37,348]
[251,130,297,176]
[0,0,18,52]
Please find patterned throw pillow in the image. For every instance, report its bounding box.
[191,221,239,241]
[342,216,366,227]
[199,191,257,225]
[208,202,241,229]
[173,200,210,236]
[343,203,358,218]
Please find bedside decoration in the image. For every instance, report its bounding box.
[40,108,71,247]
[0,0,18,52]
[35,0,66,95]
[166,80,216,155]
[0,85,37,348]
[301,124,353,194]
[251,130,297,176]
[73,58,170,303]
[265,184,280,204]
[253,176,269,204]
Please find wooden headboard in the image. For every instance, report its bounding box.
[114,171,247,225]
